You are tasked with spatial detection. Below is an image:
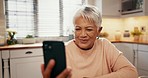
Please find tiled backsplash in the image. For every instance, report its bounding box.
[102,17,123,40]
[102,16,148,41]
[123,16,148,34]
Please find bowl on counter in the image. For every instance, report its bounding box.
[22,38,36,44]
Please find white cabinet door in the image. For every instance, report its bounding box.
[138,45,148,76]
[102,0,121,17]
[133,44,138,68]
[113,43,134,64]
[10,56,43,78]
[10,48,43,58]
[9,48,44,78]
[0,50,2,78]
[88,0,121,17]
[138,51,148,76]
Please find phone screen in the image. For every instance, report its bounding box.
[42,41,66,78]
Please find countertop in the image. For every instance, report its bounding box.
[0,43,42,50]
[111,40,148,45]
[0,40,148,50]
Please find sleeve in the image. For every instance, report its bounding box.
[96,39,138,78]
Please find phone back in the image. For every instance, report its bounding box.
[42,41,66,78]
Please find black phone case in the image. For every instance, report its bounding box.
[42,41,66,78]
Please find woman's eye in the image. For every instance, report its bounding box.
[86,29,93,31]
[75,28,81,31]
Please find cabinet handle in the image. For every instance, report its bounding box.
[25,51,33,54]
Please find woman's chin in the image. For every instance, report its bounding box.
[74,41,93,50]
[78,44,92,50]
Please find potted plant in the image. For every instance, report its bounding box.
[6,29,17,45]
[131,27,143,41]
[23,35,36,44]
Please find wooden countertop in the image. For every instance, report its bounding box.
[111,40,148,45]
[0,43,42,50]
[0,40,148,50]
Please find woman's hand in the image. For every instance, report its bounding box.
[41,59,72,78]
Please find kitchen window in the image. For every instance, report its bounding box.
[5,0,85,38]
[5,0,36,38]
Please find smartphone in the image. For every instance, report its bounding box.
[42,41,66,78]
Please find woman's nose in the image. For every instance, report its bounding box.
[80,30,87,37]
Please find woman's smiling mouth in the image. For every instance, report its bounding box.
[79,39,88,43]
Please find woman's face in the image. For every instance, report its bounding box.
[74,16,101,50]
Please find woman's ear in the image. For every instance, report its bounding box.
[98,27,103,32]
[97,27,103,37]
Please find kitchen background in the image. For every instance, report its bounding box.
[1,13,148,41]
[102,16,148,40]
[1,0,148,78]
[1,0,148,44]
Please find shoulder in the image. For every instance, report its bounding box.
[65,39,76,51]
[96,38,112,46]
[65,39,75,47]
[97,38,121,54]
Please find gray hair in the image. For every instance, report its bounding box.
[73,5,102,28]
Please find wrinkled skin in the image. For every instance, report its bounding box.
[74,16,102,50]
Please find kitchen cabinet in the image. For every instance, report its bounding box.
[0,50,2,78]
[1,48,44,78]
[102,0,121,17]
[1,50,9,78]
[109,42,148,76]
[113,43,134,64]
[90,0,121,17]
[89,0,148,17]
[121,0,148,17]
[10,48,43,78]
[10,57,43,78]
[137,44,148,76]
[133,43,138,68]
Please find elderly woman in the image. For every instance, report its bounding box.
[41,5,138,78]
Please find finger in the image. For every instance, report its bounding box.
[67,71,72,78]
[44,59,55,78]
[56,68,72,78]
[66,66,72,78]
[41,64,45,75]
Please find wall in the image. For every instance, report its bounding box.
[87,0,96,5]
[123,16,148,34]
[0,19,6,36]
[102,16,148,41]
[0,0,6,45]
[101,17,123,40]
[0,0,6,36]
[122,16,148,41]
[1,0,148,42]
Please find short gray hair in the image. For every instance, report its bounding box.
[73,5,102,28]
